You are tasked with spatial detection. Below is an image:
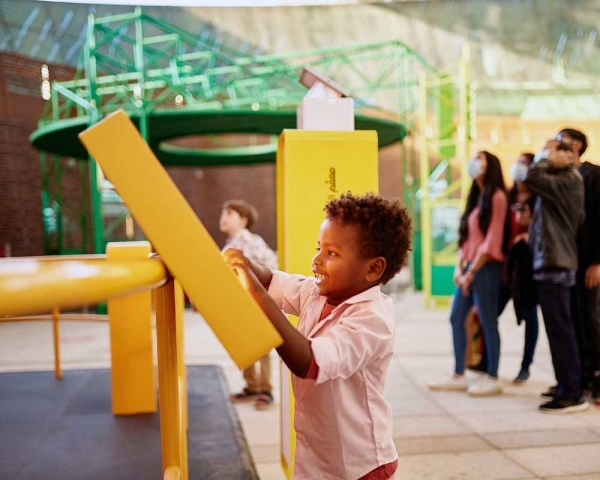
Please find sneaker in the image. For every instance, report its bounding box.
[540,385,557,399]
[429,373,468,391]
[513,369,530,384]
[539,397,589,414]
[468,375,503,396]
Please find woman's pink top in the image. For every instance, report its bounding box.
[460,189,508,263]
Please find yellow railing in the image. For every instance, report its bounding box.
[0,250,188,480]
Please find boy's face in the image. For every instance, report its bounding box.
[219,208,246,236]
[312,218,375,305]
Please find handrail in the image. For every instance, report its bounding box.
[0,313,109,322]
[0,257,168,317]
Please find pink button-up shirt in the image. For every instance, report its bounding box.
[269,271,398,480]
[460,188,508,263]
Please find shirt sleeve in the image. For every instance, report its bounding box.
[267,270,313,317]
[310,304,394,385]
[476,190,507,261]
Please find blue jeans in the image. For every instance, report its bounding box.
[450,261,503,377]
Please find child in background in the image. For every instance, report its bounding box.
[220,199,279,410]
[507,195,539,383]
[223,192,412,480]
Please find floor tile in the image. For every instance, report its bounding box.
[505,444,600,478]
[483,428,600,449]
[455,411,589,434]
[397,450,535,480]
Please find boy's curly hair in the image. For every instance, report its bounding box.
[324,192,412,285]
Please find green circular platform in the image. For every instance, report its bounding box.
[30,108,406,167]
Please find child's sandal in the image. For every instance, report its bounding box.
[255,391,274,410]
[229,388,259,403]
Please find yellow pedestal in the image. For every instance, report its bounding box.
[79,110,283,370]
[107,241,156,415]
[276,130,379,478]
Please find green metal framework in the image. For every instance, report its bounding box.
[415,46,474,307]
[32,8,448,261]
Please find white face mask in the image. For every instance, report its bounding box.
[533,148,550,164]
[510,162,528,182]
[466,158,484,180]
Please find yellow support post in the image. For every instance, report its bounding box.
[79,110,282,370]
[419,71,432,306]
[174,279,188,480]
[276,129,379,479]
[155,279,183,477]
[459,43,472,201]
[106,242,157,415]
[52,307,61,379]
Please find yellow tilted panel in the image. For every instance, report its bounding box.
[276,129,379,479]
[79,110,282,369]
[107,242,156,415]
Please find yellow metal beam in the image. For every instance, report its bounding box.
[155,280,183,477]
[0,258,167,317]
[276,129,379,479]
[107,242,157,415]
[52,307,61,379]
[79,110,282,369]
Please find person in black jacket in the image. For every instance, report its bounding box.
[507,195,539,384]
[556,128,600,404]
[524,139,587,413]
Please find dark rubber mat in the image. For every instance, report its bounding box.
[0,366,258,480]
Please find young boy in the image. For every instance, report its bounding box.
[224,192,412,480]
[220,199,279,410]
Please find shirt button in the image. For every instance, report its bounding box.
[296,403,303,412]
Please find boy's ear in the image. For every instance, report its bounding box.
[366,257,386,283]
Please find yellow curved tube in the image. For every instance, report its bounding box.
[0,258,167,317]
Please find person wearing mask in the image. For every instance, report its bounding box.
[430,151,511,396]
[556,128,600,404]
[524,139,587,413]
[467,152,535,376]
[507,196,539,383]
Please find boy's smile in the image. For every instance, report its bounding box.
[312,218,381,306]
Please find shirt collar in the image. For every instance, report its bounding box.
[311,283,383,306]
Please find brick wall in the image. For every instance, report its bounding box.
[0,114,44,256]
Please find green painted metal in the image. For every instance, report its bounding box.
[31,9,441,256]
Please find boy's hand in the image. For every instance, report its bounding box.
[222,248,263,294]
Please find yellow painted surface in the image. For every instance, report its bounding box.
[276,130,379,479]
[79,110,282,370]
[155,280,183,476]
[52,307,61,379]
[163,467,181,480]
[174,280,189,480]
[107,242,157,415]
[0,257,167,317]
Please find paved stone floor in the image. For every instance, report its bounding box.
[2,288,600,479]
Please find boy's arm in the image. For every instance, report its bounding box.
[249,261,273,290]
[223,248,312,377]
[251,288,312,378]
